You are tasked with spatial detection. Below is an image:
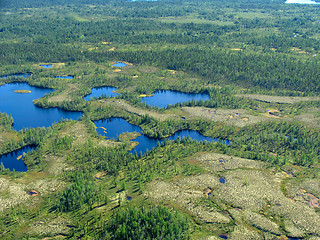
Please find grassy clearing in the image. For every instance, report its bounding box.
[97,99,179,121]
[0,131,20,144]
[47,83,79,103]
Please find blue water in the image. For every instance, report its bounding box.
[112,62,128,67]
[219,235,228,240]
[0,145,36,172]
[219,177,226,184]
[94,118,229,155]
[141,90,210,108]
[55,75,74,79]
[0,82,82,131]
[84,86,119,101]
[40,64,52,68]
[0,73,32,79]
[129,0,158,1]
[285,0,320,4]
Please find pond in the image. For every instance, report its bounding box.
[84,86,119,101]
[94,118,229,155]
[0,73,32,79]
[219,235,228,239]
[112,62,128,67]
[40,64,52,68]
[285,0,320,4]
[141,90,210,108]
[55,75,74,79]
[219,177,226,184]
[0,145,36,172]
[0,82,82,131]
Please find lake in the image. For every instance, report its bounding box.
[141,90,210,108]
[112,62,128,67]
[40,64,52,68]
[285,0,320,4]
[0,145,36,172]
[84,86,119,101]
[94,118,229,155]
[0,82,82,131]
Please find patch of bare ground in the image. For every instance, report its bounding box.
[294,112,320,129]
[147,152,320,238]
[235,94,320,104]
[0,175,63,212]
[99,99,180,121]
[47,83,79,103]
[181,107,266,127]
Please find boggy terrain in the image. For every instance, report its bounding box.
[1,0,320,239]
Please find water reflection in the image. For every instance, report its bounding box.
[141,90,210,108]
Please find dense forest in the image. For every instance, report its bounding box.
[0,0,320,239]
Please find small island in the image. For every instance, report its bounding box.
[139,94,154,97]
[14,90,31,93]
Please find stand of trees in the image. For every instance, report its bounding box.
[105,206,190,240]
